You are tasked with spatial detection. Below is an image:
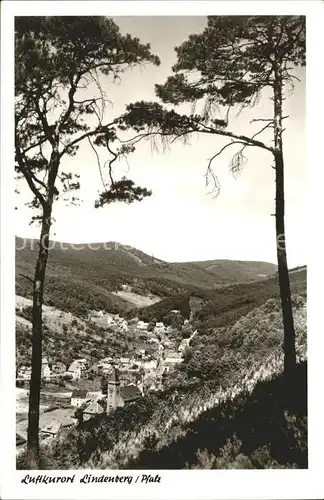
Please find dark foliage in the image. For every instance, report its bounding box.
[17,362,307,469]
[137,268,306,328]
[126,362,308,469]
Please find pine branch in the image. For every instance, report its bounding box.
[59,119,118,158]
[196,123,274,153]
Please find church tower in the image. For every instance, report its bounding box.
[107,366,120,414]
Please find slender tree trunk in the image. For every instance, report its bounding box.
[273,62,296,379]
[26,205,52,469]
[275,150,296,375]
[26,151,59,469]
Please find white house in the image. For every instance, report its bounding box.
[68,366,81,380]
[120,357,131,365]
[41,358,51,379]
[178,338,190,353]
[163,349,183,367]
[179,330,198,353]
[137,320,148,331]
[97,362,112,374]
[106,315,115,326]
[75,358,88,366]
[154,322,166,335]
[100,357,113,364]
[40,420,62,437]
[67,360,87,380]
[120,319,128,331]
[143,360,157,372]
[42,365,51,379]
[18,366,31,380]
[165,356,184,364]
[70,389,89,408]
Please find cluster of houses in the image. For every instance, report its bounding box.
[16,310,198,390]
[16,311,199,453]
[92,311,181,338]
[16,366,147,450]
[16,323,197,387]
[70,367,143,422]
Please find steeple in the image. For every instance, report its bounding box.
[106,366,120,413]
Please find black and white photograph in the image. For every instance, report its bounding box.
[1,1,323,499]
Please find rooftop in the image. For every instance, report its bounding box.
[71,389,88,398]
[109,366,120,384]
[164,350,180,358]
[120,385,142,402]
[41,420,62,435]
[83,401,104,415]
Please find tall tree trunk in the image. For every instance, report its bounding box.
[26,205,52,469]
[273,62,296,379]
[26,150,59,469]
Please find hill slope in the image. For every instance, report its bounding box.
[135,267,307,327]
[16,236,277,316]
[17,291,307,470]
[19,359,307,470]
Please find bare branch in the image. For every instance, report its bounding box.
[105,137,118,186]
[251,122,273,140]
[87,136,107,191]
[205,166,221,198]
[18,273,34,285]
[207,140,245,167]
[250,118,274,124]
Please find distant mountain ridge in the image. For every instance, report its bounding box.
[16,236,276,278]
[16,235,278,316]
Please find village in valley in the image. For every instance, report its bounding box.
[10,12,309,475]
[16,300,199,453]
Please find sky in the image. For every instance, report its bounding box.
[15,16,306,267]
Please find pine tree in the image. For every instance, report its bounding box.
[15,16,159,468]
[120,15,305,381]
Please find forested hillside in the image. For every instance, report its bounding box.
[135,268,306,327]
[16,236,277,317]
[17,292,307,470]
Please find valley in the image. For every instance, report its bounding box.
[15,237,307,470]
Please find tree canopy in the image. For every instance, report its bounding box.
[15,16,160,218]
[118,15,305,380]
[120,15,305,180]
